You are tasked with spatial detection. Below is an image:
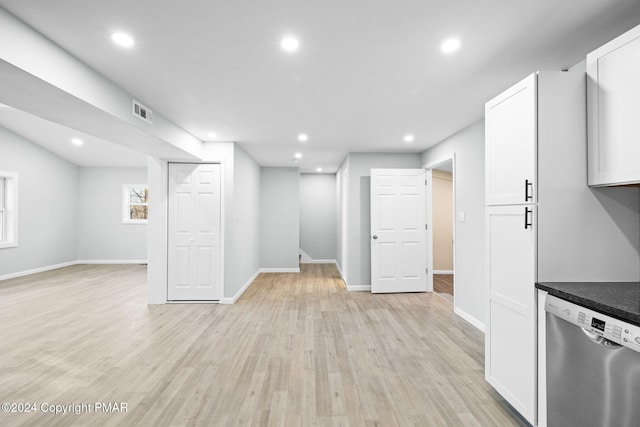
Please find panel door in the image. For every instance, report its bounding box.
[485,205,536,424]
[168,163,221,301]
[587,24,640,186]
[485,73,537,205]
[371,168,427,293]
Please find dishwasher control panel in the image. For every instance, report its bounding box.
[545,294,640,353]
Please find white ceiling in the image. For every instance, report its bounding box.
[0,105,148,167]
[1,0,640,171]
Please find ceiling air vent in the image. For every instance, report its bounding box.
[132,99,153,124]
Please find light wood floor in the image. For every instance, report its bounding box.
[0,264,525,426]
[433,275,454,296]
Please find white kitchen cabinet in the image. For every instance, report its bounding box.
[587,23,640,186]
[485,73,536,205]
[485,205,536,422]
[486,70,640,425]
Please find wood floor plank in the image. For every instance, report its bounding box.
[0,264,526,426]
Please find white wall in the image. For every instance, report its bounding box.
[230,145,261,299]
[77,167,147,262]
[0,126,78,277]
[260,167,300,271]
[300,173,337,261]
[344,153,423,290]
[421,120,485,329]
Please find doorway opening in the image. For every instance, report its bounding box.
[425,156,455,305]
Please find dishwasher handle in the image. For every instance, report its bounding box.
[581,327,622,349]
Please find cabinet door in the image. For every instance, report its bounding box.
[486,74,537,205]
[485,205,536,424]
[587,24,640,186]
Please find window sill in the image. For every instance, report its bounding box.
[0,241,18,249]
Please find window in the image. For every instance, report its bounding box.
[0,172,18,249]
[122,184,149,224]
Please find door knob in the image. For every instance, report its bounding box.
[372,235,378,240]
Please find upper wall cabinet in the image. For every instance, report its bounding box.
[587,24,640,186]
[485,73,537,205]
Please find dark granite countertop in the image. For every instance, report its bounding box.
[535,282,640,326]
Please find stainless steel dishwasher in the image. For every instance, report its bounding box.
[545,294,640,427]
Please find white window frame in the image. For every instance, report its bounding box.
[0,171,18,249]
[122,184,149,224]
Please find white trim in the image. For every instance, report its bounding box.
[222,269,260,304]
[433,269,454,274]
[305,259,338,264]
[259,268,300,273]
[0,261,77,281]
[335,262,349,288]
[299,249,336,265]
[167,300,219,304]
[76,260,148,265]
[454,306,485,332]
[335,262,344,277]
[299,249,313,263]
[347,285,371,292]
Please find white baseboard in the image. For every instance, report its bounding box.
[299,249,337,265]
[299,249,313,263]
[347,285,371,292]
[454,307,485,332]
[76,260,148,265]
[259,268,300,273]
[0,261,78,281]
[434,270,454,274]
[222,269,260,304]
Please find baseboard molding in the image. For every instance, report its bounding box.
[454,306,485,332]
[259,268,300,273]
[299,249,313,263]
[347,285,371,292]
[335,263,350,289]
[222,269,260,304]
[0,260,78,281]
[434,269,454,275]
[76,260,148,265]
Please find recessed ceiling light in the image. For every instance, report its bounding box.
[404,134,415,143]
[71,138,84,147]
[316,167,323,172]
[111,32,135,49]
[207,132,217,139]
[298,133,308,142]
[294,152,303,159]
[280,36,300,52]
[441,38,461,54]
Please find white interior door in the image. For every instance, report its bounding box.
[371,168,427,293]
[168,163,221,301]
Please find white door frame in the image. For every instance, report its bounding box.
[166,161,224,303]
[423,154,456,304]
